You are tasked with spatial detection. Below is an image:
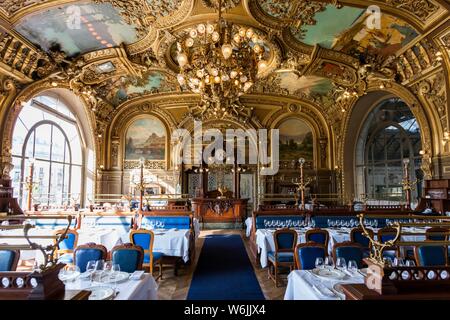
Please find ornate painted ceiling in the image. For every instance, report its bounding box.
[0,0,449,161]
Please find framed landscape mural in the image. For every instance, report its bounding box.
[125,117,166,161]
[278,118,314,161]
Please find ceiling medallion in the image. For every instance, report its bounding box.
[175,1,269,119]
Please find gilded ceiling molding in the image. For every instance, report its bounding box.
[153,0,195,30]
[0,27,54,83]
[126,27,159,57]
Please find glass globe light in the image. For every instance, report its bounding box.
[185,38,194,47]
[221,44,233,59]
[258,60,268,71]
[214,76,221,83]
[206,24,215,34]
[189,29,198,38]
[230,70,238,79]
[240,75,248,83]
[233,34,241,43]
[196,69,204,78]
[246,28,254,38]
[212,32,220,42]
[239,28,246,37]
[221,74,230,82]
[197,24,206,34]
[177,53,188,67]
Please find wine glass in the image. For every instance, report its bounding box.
[348,260,358,274]
[324,256,335,269]
[405,260,416,267]
[336,257,347,271]
[86,260,96,283]
[111,264,121,296]
[315,257,324,269]
[394,257,404,267]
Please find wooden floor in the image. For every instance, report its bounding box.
[156,229,286,300]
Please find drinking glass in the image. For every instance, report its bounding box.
[111,264,121,295]
[315,257,324,269]
[324,256,335,269]
[348,260,358,274]
[336,257,346,271]
[405,260,416,267]
[86,260,96,283]
[394,257,404,267]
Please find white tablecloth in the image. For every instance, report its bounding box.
[65,273,158,300]
[245,217,252,237]
[121,229,192,263]
[1,227,192,263]
[255,228,351,268]
[284,269,365,300]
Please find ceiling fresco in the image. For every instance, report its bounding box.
[14,2,139,57]
[293,5,364,48]
[104,71,178,107]
[275,72,333,96]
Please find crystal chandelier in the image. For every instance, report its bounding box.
[175,0,268,118]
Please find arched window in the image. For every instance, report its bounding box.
[355,98,422,206]
[11,94,84,207]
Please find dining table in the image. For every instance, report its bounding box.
[64,273,158,300]
[255,227,353,268]
[284,269,365,300]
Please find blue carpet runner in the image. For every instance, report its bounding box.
[187,234,265,300]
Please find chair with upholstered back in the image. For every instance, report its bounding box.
[414,245,448,267]
[294,243,326,270]
[0,249,20,271]
[130,229,164,279]
[305,228,329,250]
[73,243,107,272]
[377,227,399,260]
[332,242,364,269]
[350,227,373,258]
[53,229,78,265]
[267,228,298,287]
[111,243,144,273]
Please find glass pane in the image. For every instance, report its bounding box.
[71,166,82,196]
[34,124,52,160]
[51,126,66,162]
[19,105,44,128]
[24,131,35,159]
[11,156,23,199]
[50,162,65,205]
[33,160,50,205]
[11,120,27,156]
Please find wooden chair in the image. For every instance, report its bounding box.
[0,249,20,271]
[129,229,163,279]
[377,227,399,260]
[73,243,107,272]
[111,243,144,273]
[267,228,298,287]
[294,242,326,270]
[305,228,329,252]
[53,229,79,265]
[350,227,374,257]
[332,242,364,268]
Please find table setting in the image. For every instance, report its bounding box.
[284,258,365,300]
[60,260,158,300]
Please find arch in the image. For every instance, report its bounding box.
[2,83,96,205]
[342,88,430,199]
